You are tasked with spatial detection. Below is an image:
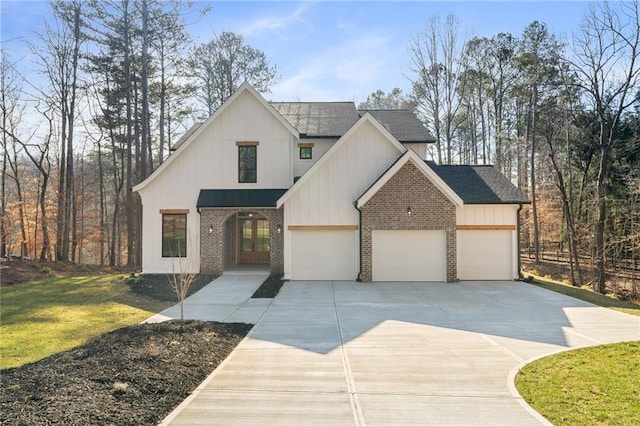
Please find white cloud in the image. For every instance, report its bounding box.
[240,3,312,39]
[269,34,404,102]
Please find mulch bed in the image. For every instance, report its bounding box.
[125,273,218,301]
[0,320,251,425]
[251,274,285,298]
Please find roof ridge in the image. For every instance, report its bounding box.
[431,163,495,168]
[270,101,356,105]
[358,108,413,112]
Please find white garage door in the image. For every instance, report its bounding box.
[372,230,446,282]
[291,230,357,280]
[457,230,513,280]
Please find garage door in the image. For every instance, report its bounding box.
[457,230,513,280]
[291,230,357,280]
[372,230,446,281]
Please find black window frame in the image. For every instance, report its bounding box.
[299,146,313,160]
[238,145,257,183]
[162,213,187,257]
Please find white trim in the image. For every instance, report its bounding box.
[276,113,406,208]
[133,82,298,193]
[356,149,464,208]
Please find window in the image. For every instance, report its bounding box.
[238,145,257,183]
[298,143,314,160]
[299,146,312,159]
[162,214,187,257]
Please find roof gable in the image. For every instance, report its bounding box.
[133,82,298,193]
[356,150,463,208]
[277,113,407,208]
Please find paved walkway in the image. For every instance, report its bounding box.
[144,271,270,324]
[160,281,640,425]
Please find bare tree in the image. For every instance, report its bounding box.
[31,0,86,262]
[167,233,197,330]
[410,14,464,164]
[569,0,640,293]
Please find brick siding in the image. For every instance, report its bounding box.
[360,161,457,282]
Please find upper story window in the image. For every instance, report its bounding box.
[237,141,258,183]
[161,210,188,257]
[298,143,314,160]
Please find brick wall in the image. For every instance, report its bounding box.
[200,208,284,276]
[360,161,457,282]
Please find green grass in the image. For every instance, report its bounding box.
[523,273,640,317]
[0,274,174,369]
[516,341,640,425]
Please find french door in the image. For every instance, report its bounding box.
[237,217,270,264]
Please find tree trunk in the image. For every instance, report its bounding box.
[530,85,540,262]
[594,138,610,293]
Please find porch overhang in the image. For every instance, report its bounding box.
[196,189,288,209]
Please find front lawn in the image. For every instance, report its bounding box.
[516,341,640,425]
[0,274,172,369]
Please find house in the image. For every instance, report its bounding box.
[133,83,529,282]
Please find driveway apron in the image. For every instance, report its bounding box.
[161,281,640,425]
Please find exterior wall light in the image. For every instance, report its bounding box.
[406,206,413,217]
[276,224,282,234]
[208,225,214,234]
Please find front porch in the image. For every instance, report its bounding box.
[199,207,284,276]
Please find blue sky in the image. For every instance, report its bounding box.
[2,1,590,103]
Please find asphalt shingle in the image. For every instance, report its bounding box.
[429,163,529,204]
[270,102,360,137]
[358,109,435,142]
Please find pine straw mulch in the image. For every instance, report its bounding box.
[0,320,252,425]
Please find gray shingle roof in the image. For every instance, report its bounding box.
[197,189,288,208]
[358,110,436,142]
[271,102,434,143]
[429,163,529,204]
[270,102,360,137]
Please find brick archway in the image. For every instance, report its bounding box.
[200,208,283,276]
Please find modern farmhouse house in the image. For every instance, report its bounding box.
[133,83,528,281]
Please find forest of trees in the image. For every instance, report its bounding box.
[1,1,639,295]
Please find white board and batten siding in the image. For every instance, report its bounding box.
[136,90,296,274]
[283,120,404,280]
[456,205,519,280]
[372,230,446,281]
[293,138,336,178]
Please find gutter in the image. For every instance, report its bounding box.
[517,203,523,280]
[354,201,363,282]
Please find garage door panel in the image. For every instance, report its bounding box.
[372,230,446,282]
[457,230,512,280]
[291,231,356,280]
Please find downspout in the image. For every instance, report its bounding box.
[517,203,523,280]
[354,201,363,282]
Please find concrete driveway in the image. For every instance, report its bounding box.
[161,281,640,425]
